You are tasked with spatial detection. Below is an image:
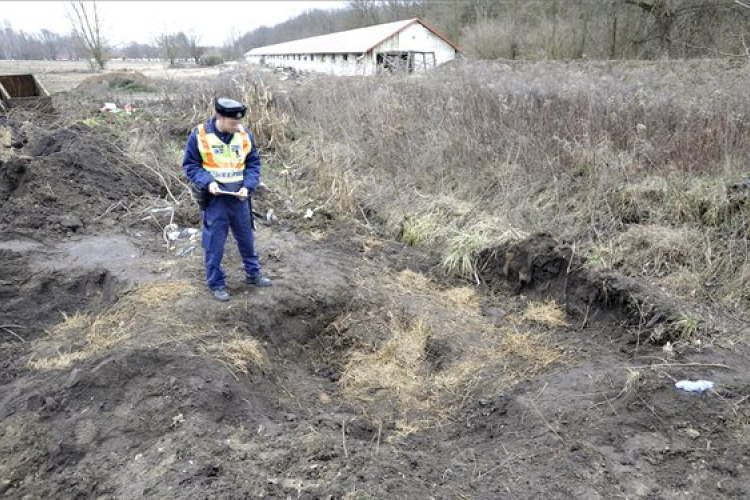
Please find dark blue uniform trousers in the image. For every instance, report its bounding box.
[202,194,260,290]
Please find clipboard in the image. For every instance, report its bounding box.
[214,189,247,199]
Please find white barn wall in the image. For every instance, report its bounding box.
[374,23,456,66]
[245,20,458,76]
[248,53,373,76]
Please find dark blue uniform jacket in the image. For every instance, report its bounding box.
[182,117,261,192]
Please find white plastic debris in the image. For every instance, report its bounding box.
[178,228,198,239]
[171,413,184,428]
[177,245,196,257]
[266,209,276,223]
[150,206,174,214]
[675,380,714,393]
[102,102,119,113]
[304,208,314,219]
[166,231,181,241]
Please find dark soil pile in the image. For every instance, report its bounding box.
[477,232,731,344]
[74,71,154,93]
[3,221,750,500]
[0,248,118,343]
[0,123,162,239]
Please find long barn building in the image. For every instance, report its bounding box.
[245,18,460,76]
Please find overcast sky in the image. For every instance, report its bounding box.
[2,1,348,46]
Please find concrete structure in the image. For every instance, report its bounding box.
[0,74,51,112]
[245,18,460,76]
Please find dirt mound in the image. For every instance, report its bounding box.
[3,211,750,499]
[477,232,714,344]
[0,123,162,239]
[0,116,26,160]
[74,71,154,93]
[0,247,118,345]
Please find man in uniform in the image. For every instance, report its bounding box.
[183,97,272,301]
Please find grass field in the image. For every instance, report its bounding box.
[0,59,229,94]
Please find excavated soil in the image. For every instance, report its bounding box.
[74,71,154,94]
[3,115,750,500]
[0,122,162,239]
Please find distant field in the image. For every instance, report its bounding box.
[0,60,228,94]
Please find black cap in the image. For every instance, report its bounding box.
[215,98,247,119]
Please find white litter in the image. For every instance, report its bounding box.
[675,380,714,393]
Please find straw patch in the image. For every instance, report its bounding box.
[203,335,269,375]
[340,317,432,417]
[396,269,481,315]
[339,309,563,431]
[29,281,198,370]
[521,300,569,327]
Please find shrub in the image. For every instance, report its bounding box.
[199,53,225,67]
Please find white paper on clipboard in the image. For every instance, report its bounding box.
[214,189,247,199]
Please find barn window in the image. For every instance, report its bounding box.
[311,55,315,61]
[343,54,348,61]
[331,54,336,62]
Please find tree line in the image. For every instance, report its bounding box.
[0,21,216,65]
[240,0,750,60]
[1,0,749,67]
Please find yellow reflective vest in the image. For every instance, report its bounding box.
[195,123,252,184]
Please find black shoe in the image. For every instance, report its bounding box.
[247,275,272,287]
[213,288,230,301]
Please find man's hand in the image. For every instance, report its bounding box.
[208,182,219,195]
[237,187,249,200]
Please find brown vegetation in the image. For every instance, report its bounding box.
[281,58,750,313]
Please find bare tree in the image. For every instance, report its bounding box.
[346,0,382,28]
[39,29,62,60]
[174,31,190,61]
[155,33,180,65]
[623,0,743,58]
[67,0,107,69]
[1,20,19,59]
[222,28,244,60]
[185,31,205,64]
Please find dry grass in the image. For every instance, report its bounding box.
[283,60,750,310]
[238,74,291,153]
[30,279,270,375]
[522,300,569,328]
[340,316,432,416]
[205,336,269,375]
[29,281,198,370]
[442,228,490,279]
[395,270,481,315]
[496,329,565,375]
[614,368,644,401]
[401,211,444,247]
[670,313,702,343]
[313,142,359,216]
[337,270,563,432]
[616,224,702,276]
